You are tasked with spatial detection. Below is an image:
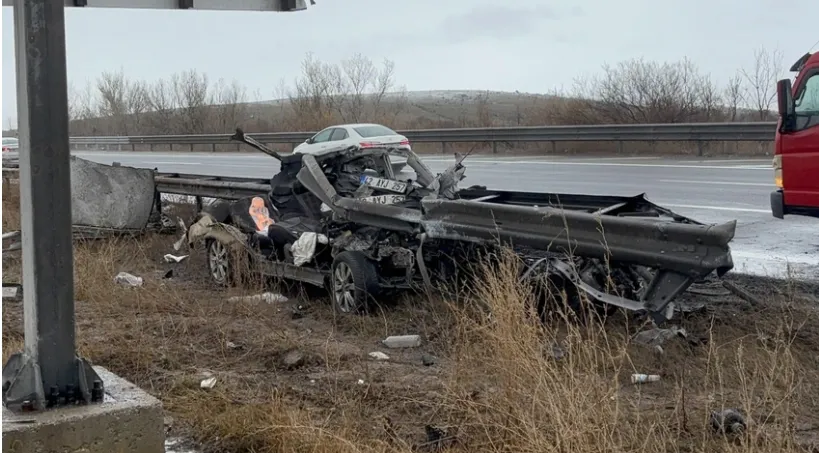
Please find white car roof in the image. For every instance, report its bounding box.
[324,123,391,129]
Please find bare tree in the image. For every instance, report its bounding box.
[544,58,724,125]
[740,45,784,120]
[336,53,376,122]
[146,78,178,135]
[288,53,343,130]
[211,78,248,133]
[96,69,130,134]
[723,72,745,122]
[126,80,150,133]
[475,91,492,127]
[370,58,401,122]
[695,76,723,121]
[173,69,211,134]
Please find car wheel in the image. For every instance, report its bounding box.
[206,238,232,287]
[331,251,380,315]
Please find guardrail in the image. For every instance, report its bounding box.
[2,167,269,200]
[63,121,778,155]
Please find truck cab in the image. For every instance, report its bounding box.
[771,51,819,219]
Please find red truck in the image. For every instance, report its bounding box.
[771,51,819,219]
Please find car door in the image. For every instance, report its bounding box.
[328,127,350,148]
[300,128,334,154]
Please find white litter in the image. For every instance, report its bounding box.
[113,272,143,287]
[200,377,217,389]
[163,254,189,263]
[382,335,422,349]
[172,218,187,251]
[2,286,21,300]
[357,379,365,385]
[290,232,329,267]
[227,292,289,304]
[368,351,390,361]
[630,373,661,384]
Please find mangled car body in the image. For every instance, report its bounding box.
[186,129,736,324]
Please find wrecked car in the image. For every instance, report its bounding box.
[184,128,736,324]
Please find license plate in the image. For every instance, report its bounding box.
[360,194,405,205]
[359,175,407,194]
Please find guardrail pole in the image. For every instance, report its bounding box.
[2,0,102,412]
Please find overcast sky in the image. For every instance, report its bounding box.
[2,0,818,128]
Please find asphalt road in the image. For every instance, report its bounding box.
[72,150,819,280]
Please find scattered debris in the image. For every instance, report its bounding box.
[2,231,22,253]
[710,408,747,435]
[382,335,422,349]
[290,304,305,320]
[676,300,707,314]
[631,373,661,384]
[113,272,143,287]
[225,341,243,350]
[687,287,731,297]
[421,354,437,366]
[369,351,390,361]
[418,425,456,451]
[357,379,365,385]
[282,350,305,369]
[163,254,189,263]
[632,326,687,348]
[2,284,22,301]
[290,232,329,267]
[172,218,188,251]
[227,292,288,304]
[722,280,762,307]
[199,377,217,389]
[548,342,566,360]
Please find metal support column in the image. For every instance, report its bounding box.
[2,0,102,413]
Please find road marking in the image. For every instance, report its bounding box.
[692,159,770,163]
[664,203,770,213]
[659,179,772,187]
[441,160,772,170]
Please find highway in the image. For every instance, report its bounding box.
[72,150,819,280]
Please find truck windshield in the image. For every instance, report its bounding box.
[795,74,819,113]
[795,73,819,129]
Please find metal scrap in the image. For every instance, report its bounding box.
[722,280,762,306]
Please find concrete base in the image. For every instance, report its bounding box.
[2,366,164,453]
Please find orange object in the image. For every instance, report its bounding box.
[249,197,275,232]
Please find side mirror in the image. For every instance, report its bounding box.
[305,138,314,144]
[777,78,795,116]
[777,79,796,132]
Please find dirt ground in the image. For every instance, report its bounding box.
[3,186,819,453]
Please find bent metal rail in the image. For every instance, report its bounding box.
[63,121,778,154]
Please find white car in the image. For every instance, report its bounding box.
[293,123,411,173]
[2,137,19,165]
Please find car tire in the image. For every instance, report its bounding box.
[206,238,234,287]
[331,251,380,315]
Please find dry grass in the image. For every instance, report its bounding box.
[2,182,818,453]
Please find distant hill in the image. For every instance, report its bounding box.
[2,89,765,138]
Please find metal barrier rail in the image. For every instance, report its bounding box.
[155,174,271,200]
[63,122,778,153]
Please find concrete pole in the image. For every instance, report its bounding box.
[2,0,102,413]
